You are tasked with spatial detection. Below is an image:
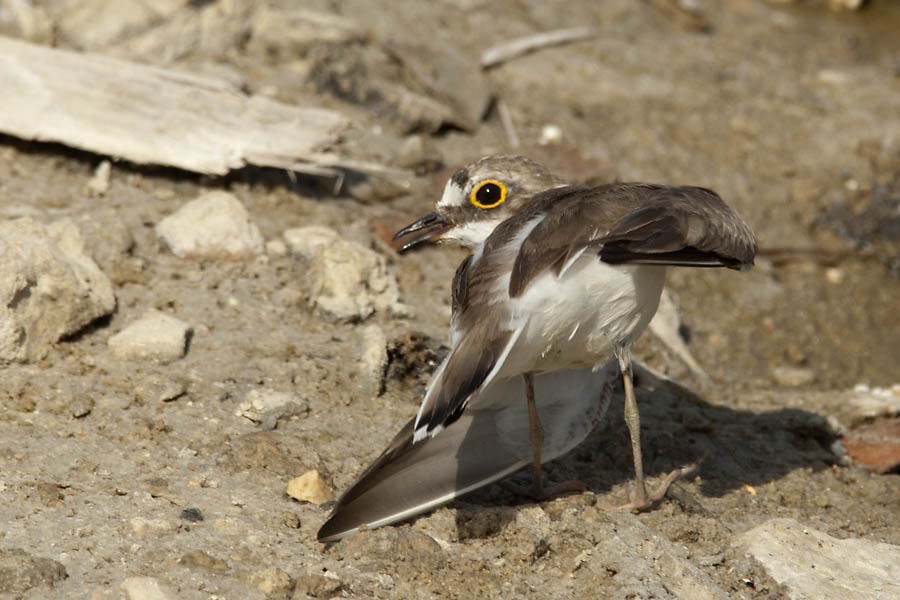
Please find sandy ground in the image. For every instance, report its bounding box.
[1,0,899,598]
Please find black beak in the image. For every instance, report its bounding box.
[392,211,453,253]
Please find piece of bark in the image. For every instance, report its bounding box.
[0,36,350,176]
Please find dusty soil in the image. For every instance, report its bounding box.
[1,0,899,598]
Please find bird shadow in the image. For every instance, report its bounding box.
[446,378,840,538]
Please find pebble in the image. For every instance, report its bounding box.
[539,124,563,145]
[120,576,174,600]
[842,418,900,474]
[108,310,191,362]
[129,518,175,535]
[86,160,111,196]
[772,366,815,388]
[0,548,67,596]
[283,226,406,321]
[359,324,388,396]
[265,238,288,257]
[294,573,343,598]
[736,518,900,600]
[252,567,293,599]
[70,396,95,418]
[177,550,228,571]
[0,218,115,363]
[286,470,335,505]
[236,389,309,430]
[849,383,900,421]
[156,191,264,260]
[133,373,188,403]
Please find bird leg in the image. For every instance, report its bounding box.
[523,372,546,498]
[607,347,683,512]
[503,372,586,500]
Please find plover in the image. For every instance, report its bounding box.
[317,155,757,542]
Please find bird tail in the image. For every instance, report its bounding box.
[316,365,616,543]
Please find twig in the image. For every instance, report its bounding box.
[481,27,600,69]
[497,100,520,150]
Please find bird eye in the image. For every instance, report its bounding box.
[470,180,507,209]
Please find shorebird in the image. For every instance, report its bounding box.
[317,155,757,542]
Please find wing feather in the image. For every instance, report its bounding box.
[508,184,758,297]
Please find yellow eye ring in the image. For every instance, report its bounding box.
[470,180,507,209]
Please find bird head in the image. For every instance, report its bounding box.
[393,155,565,251]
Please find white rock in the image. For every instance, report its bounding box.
[284,226,406,321]
[129,518,176,535]
[772,366,815,388]
[236,389,309,429]
[265,238,288,256]
[120,576,174,600]
[359,324,388,396]
[737,518,900,600]
[156,191,264,260]
[0,217,116,363]
[108,310,191,362]
[86,160,111,196]
[849,383,900,421]
[538,124,563,145]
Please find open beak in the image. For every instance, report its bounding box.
[392,211,453,253]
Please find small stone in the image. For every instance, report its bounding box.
[284,226,406,321]
[129,518,175,535]
[359,324,388,396]
[375,573,395,590]
[281,512,301,529]
[108,310,191,363]
[539,124,563,145]
[0,218,116,363]
[843,418,900,474]
[266,238,288,256]
[849,383,900,421]
[133,373,188,403]
[236,389,309,430]
[177,550,229,571]
[0,548,67,596]
[86,160,111,196]
[70,396,95,418]
[180,508,204,522]
[286,470,334,505]
[294,573,342,598]
[736,518,900,600]
[120,576,174,600]
[824,267,844,284]
[156,191,264,260]
[772,366,815,388]
[252,567,293,599]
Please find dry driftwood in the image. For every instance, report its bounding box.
[480,27,600,69]
[0,36,357,177]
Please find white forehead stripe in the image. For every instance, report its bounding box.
[437,179,464,209]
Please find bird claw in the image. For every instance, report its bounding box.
[598,465,691,513]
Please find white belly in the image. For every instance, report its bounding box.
[500,258,666,375]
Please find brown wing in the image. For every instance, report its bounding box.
[451,254,472,315]
[413,326,513,438]
[509,184,758,297]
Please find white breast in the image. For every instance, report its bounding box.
[501,255,666,375]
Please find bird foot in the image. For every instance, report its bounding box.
[501,479,587,501]
[599,466,689,513]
